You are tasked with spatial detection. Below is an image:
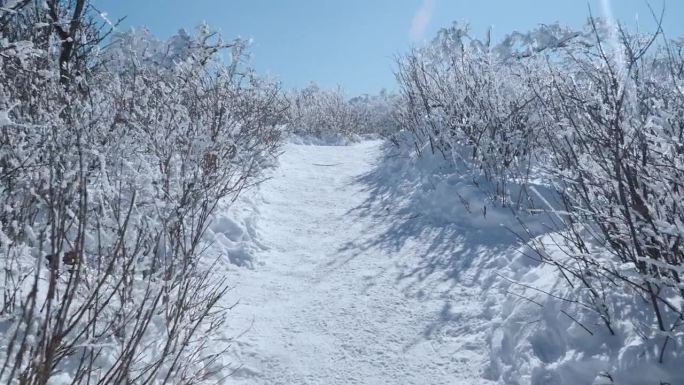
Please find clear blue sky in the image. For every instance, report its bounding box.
[95,0,683,96]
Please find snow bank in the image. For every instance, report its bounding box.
[372,139,683,384]
[362,140,549,238]
[484,233,684,385]
[205,192,265,269]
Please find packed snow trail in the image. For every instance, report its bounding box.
[223,140,495,385]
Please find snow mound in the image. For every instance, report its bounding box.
[485,233,684,385]
[205,189,266,269]
[370,140,684,384]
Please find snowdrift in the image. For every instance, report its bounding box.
[370,140,684,385]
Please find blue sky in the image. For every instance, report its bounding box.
[96,0,683,96]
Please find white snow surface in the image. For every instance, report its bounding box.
[217,140,498,385]
[209,139,683,385]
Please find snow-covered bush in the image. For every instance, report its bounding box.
[286,84,397,141]
[395,16,684,383]
[394,23,561,204]
[524,20,684,381]
[286,84,361,139]
[349,90,400,137]
[0,2,284,384]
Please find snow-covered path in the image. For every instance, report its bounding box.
[224,140,495,385]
